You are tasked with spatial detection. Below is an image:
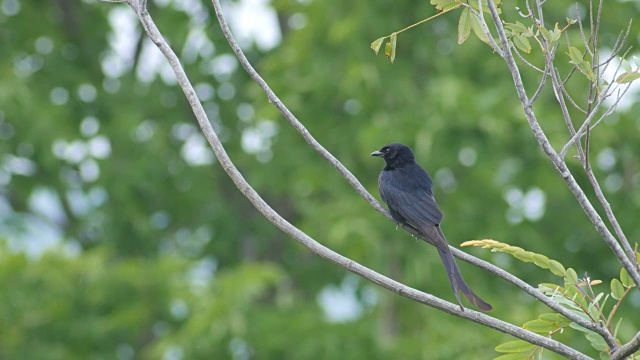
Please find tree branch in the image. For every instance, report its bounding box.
[208,0,619,349]
[101,0,595,357]
[549,10,637,269]
[485,0,640,290]
[613,330,640,360]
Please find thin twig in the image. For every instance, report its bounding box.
[486,0,640,291]
[559,82,587,114]
[473,0,503,56]
[106,1,596,358]
[576,3,592,57]
[513,45,544,73]
[550,65,587,166]
[529,63,548,104]
[208,0,620,348]
[558,49,631,159]
[535,0,545,27]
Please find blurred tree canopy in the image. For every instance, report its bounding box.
[1,0,639,358]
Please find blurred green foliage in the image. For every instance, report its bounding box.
[1,0,640,358]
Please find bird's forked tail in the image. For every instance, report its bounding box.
[436,246,493,312]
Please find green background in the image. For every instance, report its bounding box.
[1,0,640,358]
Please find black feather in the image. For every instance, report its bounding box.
[372,143,492,312]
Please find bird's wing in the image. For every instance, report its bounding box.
[379,167,445,249]
[380,179,444,229]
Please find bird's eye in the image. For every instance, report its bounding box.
[384,148,390,153]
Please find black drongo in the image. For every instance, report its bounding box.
[372,143,492,312]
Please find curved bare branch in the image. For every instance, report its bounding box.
[101,0,594,358]
[485,0,640,291]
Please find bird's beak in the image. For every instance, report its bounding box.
[370,150,384,157]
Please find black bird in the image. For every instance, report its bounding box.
[371,143,492,312]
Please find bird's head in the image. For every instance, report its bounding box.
[371,143,415,169]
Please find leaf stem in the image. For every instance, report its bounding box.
[392,3,462,36]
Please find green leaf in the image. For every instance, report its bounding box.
[504,23,520,32]
[495,340,536,353]
[514,21,527,33]
[370,37,385,55]
[566,17,577,25]
[505,21,527,34]
[458,8,472,45]
[389,33,397,63]
[469,13,490,44]
[494,353,529,360]
[566,268,579,285]
[523,319,557,333]
[384,42,392,58]
[567,46,596,81]
[569,322,591,333]
[567,46,583,65]
[616,71,640,84]
[610,279,625,300]
[620,268,633,287]
[512,35,531,54]
[599,352,611,360]
[539,283,564,293]
[613,317,623,338]
[577,60,596,82]
[538,26,550,42]
[538,313,571,327]
[587,301,600,320]
[547,260,566,277]
[430,0,457,11]
[548,23,562,44]
[586,331,609,352]
[468,0,502,14]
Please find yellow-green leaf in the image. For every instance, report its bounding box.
[370,37,385,55]
[495,340,536,353]
[538,26,551,42]
[586,331,609,352]
[458,8,472,45]
[539,313,571,327]
[523,319,557,333]
[389,33,397,63]
[620,268,633,287]
[384,42,392,58]
[568,46,583,65]
[587,301,600,319]
[566,268,579,285]
[513,250,535,262]
[494,353,529,360]
[570,322,591,333]
[548,260,566,277]
[539,283,565,292]
[616,71,640,84]
[469,13,490,44]
[511,35,530,54]
[548,23,562,44]
[610,279,624,300]
[430,0,457,11]
[577,60,596,82]
[532,254,550,268]
[504,246,525,254]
